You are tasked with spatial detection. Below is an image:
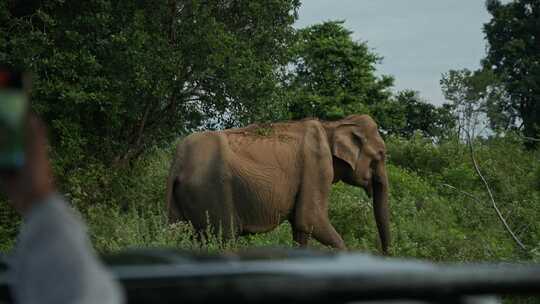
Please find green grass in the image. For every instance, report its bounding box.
[1,135,538,303]
[1,135,539,260]
[51,135,536,265]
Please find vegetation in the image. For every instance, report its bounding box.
[440,0,540,147]
[285,20,393,120]
[375,90,456,140]
[1,0,300,169]
[4,134,537,264]
[483,0,540,146]
[0,0,538,285]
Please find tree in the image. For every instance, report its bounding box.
[285,21,393,120]
[374,90,455,140]
[441,67,518,139]
[483,0,540,146]
[441,69,489,139]
[1,0,300,168]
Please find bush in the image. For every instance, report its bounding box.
[1,134,539,267]
[328,182,376,252]
[327,164,507,261]
[386,134,452,176]
[386,134,540,261]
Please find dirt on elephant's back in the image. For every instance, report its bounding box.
[225,123,299,146]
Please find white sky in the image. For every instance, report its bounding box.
[295,0,498,105]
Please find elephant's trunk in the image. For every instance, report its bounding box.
[372,161,390,255]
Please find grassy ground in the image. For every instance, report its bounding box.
[51,135,540,263]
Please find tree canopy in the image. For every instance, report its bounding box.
[1,1,479,170]
[375,90,455,140]
[286,21,394,120]
[1,0,300,167]
[483,0,540,145]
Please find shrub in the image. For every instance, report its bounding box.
[386,134,451,176]
[1,135,538,266]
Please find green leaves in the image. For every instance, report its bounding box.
[284,20,454,141]
[1,0,300,169]
[440,68,517,139]
[483,0,540,146]
[374,90,455,140]
[286,21,393,120]
[2,1,467,171]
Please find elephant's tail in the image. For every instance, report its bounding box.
[166,140,185,224]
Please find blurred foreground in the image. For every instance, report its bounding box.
[3,247,540,303]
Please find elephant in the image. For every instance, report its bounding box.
[166,114,390,254]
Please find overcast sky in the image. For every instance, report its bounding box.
[295,0,496,105]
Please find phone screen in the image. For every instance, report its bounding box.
[0,69,28,169]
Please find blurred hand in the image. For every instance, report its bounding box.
[0,115,56,215]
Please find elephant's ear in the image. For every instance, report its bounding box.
[331,125,363,170]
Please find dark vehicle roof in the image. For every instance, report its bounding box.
[1,248,539,303]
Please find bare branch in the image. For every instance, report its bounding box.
[466,132,527,251]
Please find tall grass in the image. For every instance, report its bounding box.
[1,135,539,264]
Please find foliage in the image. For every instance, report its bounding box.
[374,90,456,140]
[285,21,393,120]
[386,135,452,176]
[387,133,540,260]
[1,0,300,169]
[483,0,540,145]
[285,21,453,140]
[74,137,538,263]
[3,136,537,263]
[440,0,540,146]
[441,68,514,139]
[1,3,458,170]
[0,5,539,304]
[1,133,539,304]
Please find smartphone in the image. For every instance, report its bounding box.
[0,67,28,170]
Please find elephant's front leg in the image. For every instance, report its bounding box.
[313,218,346,250]
[292,227,309,247]
[292,172,346,250]
[291,122,346,250]
[293,212,346,250]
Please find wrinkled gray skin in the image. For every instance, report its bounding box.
[166,115,390,254]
